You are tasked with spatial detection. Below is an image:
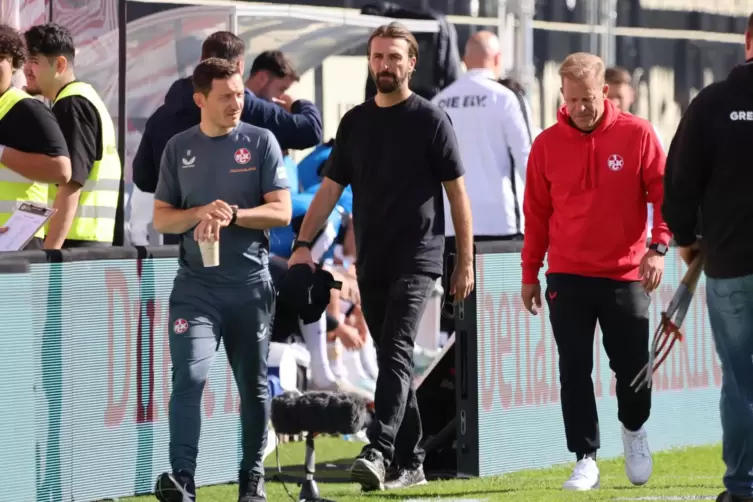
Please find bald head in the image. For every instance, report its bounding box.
[463,31,502,77]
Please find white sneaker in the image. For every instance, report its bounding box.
[622,425,653,485]
[562,457,600,491]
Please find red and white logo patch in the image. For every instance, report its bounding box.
[234,148,251,164]
[173,318,188,334]
[607,154,624,172]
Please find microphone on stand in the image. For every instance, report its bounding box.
[271,391,372,502]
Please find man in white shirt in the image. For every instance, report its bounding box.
[605,67,665,234]
[432,30,531,335]
[432,30,531,241]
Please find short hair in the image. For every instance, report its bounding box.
[559,52,605,84]
[24,23,76,63]
[249,50,298,81]
[499,77,524,95]
[0,24,26,70]
[605,66,632,86]
[200,31,244,63]
[367,22,419,61]
[193,57,239,95]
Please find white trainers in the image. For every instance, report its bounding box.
[563,457,600,491]
[622,425,653,485]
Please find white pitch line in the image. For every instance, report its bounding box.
[612,497,716,501]
[405,499,489,502]
[495,475,720,481]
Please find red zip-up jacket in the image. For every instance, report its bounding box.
[521,100,671,285]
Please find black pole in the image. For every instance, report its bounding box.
[114,0,127,246]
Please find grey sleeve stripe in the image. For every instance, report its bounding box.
[0,200,116,219]
[0,169,120,192]
[74,205,117,219]
[82,179,121,192]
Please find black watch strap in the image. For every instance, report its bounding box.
[292,239,313,252]
[649,243,668,256]
[229,207,238,226]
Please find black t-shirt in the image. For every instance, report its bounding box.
[0,96,68,249]
[323,93,464,282]
[0,96,69,157]
[53,83,107,248]
[52,82,102,188]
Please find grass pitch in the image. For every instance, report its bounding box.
[124,438,725,501]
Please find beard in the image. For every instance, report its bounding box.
[22,78,41,96]
[371,70,406,93]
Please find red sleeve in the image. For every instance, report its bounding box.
[641,125,672,246]
[521,138,552,284]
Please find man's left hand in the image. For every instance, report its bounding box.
[450,260,475,301]
[678,242,700,266]
[639,250,665,292]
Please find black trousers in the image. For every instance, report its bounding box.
[358,273,437,468]
[545,273,651,456]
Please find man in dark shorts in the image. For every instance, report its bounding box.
[288,22,474,492]
[152,58,291,502]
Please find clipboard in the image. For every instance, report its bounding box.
[0,202,56,252]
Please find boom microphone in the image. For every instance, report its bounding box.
[270,391,372,502]
[271,391,372,436]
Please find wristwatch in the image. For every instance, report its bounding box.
[649,243,668,256]
[292,239,313,253]
[229,207,238,226]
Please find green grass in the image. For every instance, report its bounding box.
[124,438,726,501]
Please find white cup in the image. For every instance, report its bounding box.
[199,240,220,267]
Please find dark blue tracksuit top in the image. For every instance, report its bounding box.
[133,76,323,193]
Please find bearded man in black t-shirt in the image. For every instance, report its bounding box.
[288,21,474,493]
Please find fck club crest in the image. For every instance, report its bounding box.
[173,318,188,334]
[607,154,624,172]
[234,148,251,164]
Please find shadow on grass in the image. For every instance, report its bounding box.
[607,485,721,491]
[267,457,356,484]
[372,488,519,499]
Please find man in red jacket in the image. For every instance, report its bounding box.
[521,52,671,491]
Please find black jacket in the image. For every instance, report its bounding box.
[663,62,753,279]
[133,77,322,193]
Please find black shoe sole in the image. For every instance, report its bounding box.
[351,459,384,491]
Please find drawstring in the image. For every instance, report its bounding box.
[580,135,597,190]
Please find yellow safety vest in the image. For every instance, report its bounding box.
[0,87,48,239]
[50,81,121,243]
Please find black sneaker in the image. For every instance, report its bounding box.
[384,465,428,490]
[155,471,196,502]
[350,448,386,491]
[361,462,399,493]
[238,470,266,502]
[384,463,400,482]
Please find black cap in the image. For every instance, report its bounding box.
[278,264,342,324]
